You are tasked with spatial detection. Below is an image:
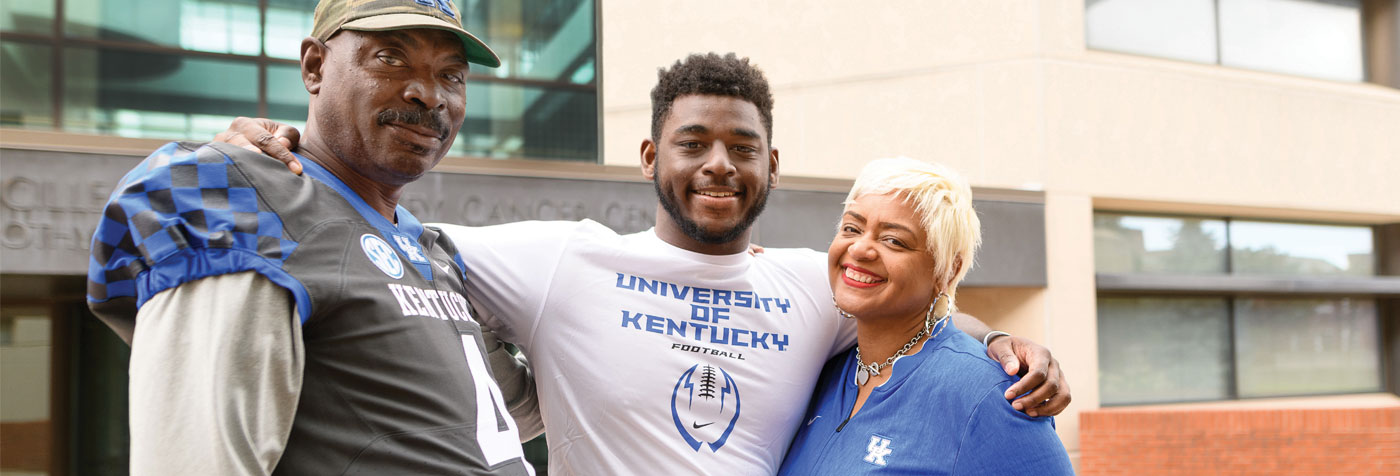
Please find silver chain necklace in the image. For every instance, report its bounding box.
[854,310,949,386]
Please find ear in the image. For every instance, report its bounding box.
[301,37,326,95]
[768,146,780,189]
[640,138,658,180]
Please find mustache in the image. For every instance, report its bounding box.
[376,107,450,139]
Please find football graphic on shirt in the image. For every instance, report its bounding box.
[670,363,742,452]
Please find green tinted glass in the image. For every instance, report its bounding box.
[66,0,261,55]
[452,80,597,161]
[1097,296,1232,405]
[1234,297,1380,397]
[1,0,56,34]
[0,41,55,128]
[1094,213,1228,274]
[63,46,258,138]
[1230,220,1374,276]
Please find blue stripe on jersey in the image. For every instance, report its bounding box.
[86,142,313,323]
[294,153,434,281]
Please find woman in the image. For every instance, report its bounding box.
[778,158,1073,475]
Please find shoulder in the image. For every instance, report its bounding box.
[430,219,611,245]
[88,141,303,308]
[751,246,827,278]
[929,329,1016,388]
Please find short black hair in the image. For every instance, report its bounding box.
[650,52,774,144]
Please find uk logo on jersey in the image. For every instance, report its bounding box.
[670,363,741,452]
[864,435,893,466]
[361,234,404,279]
[392,234,428,263]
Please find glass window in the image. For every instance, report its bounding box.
[1098,297,1233,405]
[63,46,258,138]
[462,0,596,83]
[1086,0,1219,64]
[66,0,262,55]
[1085,0,1366,82]
[1234,297,1381,397]
[10,0,599,160]
[1094,213,1228,274]
[0,307,53,475]
[267,63,308,127]
[1230,220,1373,276]
[454,81,598,161]
[0,41,55,129]
[265,0,315,60]
[1218,0,1364,82]
[1,0,55,34]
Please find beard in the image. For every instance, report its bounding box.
[653,173,770,246]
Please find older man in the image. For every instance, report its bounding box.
[86,1,535,474]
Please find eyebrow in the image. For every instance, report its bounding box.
[672,124,762,141]
[380,31,472,66]
[843,210,918,234]
[674,124,708,136]
[731,128,761,140]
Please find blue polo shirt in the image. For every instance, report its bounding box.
[778,322,1074,475]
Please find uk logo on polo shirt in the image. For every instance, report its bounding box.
[361,234,404,279]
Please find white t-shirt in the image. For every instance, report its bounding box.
[436,220,858,476]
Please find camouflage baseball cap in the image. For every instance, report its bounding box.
[311,0,500,67]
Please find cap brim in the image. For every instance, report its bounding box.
[342,13,501,68]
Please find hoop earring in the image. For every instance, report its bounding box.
[925,292,953,332]
[833,295,857,319]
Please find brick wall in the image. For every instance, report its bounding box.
[1080,407,1400,475]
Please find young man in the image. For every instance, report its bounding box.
[86,1,535,474]
[222,53,1069,475]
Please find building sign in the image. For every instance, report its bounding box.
[0,148,1045,286]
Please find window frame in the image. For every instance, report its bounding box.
[1094,210,1398,406]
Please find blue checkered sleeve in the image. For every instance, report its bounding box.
[87,142,302,316]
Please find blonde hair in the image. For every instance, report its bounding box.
[844,157,982,311]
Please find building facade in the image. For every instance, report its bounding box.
[3,0,1398,474]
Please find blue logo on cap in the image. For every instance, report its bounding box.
[415,0,457,19]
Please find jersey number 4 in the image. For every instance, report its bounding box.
[459,335,534,474]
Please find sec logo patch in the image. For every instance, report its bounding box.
[360,234,404,279]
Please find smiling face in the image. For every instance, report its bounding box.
[829,193,940,323]
[304,28,469,186]
[642,94,779,254]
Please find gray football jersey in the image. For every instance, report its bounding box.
[88,142,531,475]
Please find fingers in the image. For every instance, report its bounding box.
[251,129,302,175]
[1034,368,1072,417]
[986,335,1019,376]
[214,117,303,175]
[747,243,766,256]
[274,122,301,149]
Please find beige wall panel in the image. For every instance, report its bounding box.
[601,107,652,167]
[1042,59,1400,215]
[600,0,1040,113]
[769,68,986,179]
[956,287,1049,344]
[1038,0,1087,56]
[684,62,1046,186]
[1043,191,1099,466]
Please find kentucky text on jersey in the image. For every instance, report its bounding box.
[386,283,472,321]
[615,273,793,313]
[621,310,791,351]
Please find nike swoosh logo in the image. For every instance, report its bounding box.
[436,261,452,273]
[807,416,821,426]
[692,421,713,429]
